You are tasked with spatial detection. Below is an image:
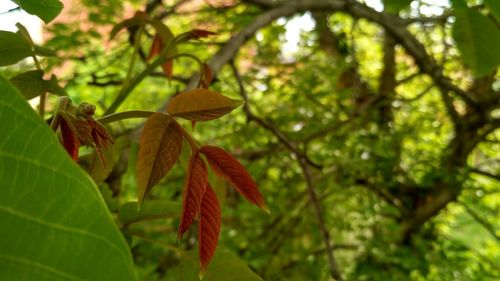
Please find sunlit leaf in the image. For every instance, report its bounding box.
[178,152,208,238]
[200,146,268,211]
[199,184,221,273]
[167,88,243,121]
[136,113,182,206]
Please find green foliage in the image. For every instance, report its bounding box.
[452,4,500,76]
[13,0,64,23]
[0,31,33,66]
[0,75,137,281]
[383,0,413,13]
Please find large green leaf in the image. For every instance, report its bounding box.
[14,0,64,24]
[452,6,500,77]
[0,75,137,280]
[0,31,33,66]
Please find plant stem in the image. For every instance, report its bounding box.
[98,110,156,124]
[104,50,204,115]
[122,26,143,89]
[173,119,199,151]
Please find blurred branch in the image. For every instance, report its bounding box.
[470,168,500,182]
[231,61,343,280]
[458,201,500,242]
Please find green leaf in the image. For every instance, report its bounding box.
[9,70,46,100]
[47,75,67,96]
[383,0,412,13]
[453,7,500,77]
[0,31,33,66]
[484,0,500,21]
[119,200,181,228]
[178,249,264,281]
[14,0,64,24]
[0,75,137,281]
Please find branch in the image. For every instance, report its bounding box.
[231,61,343,280]
[458,201,500,242]
[470,168,500,182]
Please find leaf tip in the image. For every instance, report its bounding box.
[262,205,271,214]
[198,269,206,280]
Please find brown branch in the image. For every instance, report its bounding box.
[231,61,342,280]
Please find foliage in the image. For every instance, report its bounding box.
[1,0,499,280]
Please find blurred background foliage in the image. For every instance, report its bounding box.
[2,0,499,280]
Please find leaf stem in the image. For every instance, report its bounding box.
[122,26,143,89]
[104,39,177,115]
[98,110,156,124]
[173,119,199,151]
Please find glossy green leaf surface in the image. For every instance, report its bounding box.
[0,75,137,281]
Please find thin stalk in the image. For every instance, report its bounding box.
[122,26,144,89]
[104,50,204,115]
[98,110,156,124]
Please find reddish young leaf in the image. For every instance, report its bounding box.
[136,113,182,206]
[60,118,80,160]
[201,63,212,88]
[166,88,243,121]
[178,152,208,238]
[178,29,216,42]
[199,183,221,273]
[147,35,162,61]
[200,145,268,211]
[60,111,114,169]
[161,60,173,80]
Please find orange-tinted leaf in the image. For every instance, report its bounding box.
[162,60,173,80]
[147,35,162,61]
[137,113,182,206]
[178,152,208,239]
[60,118,80,160]
[199,183,221,273]
[202,63,212,88]
[200,145,268,211]
[166,88,243,121]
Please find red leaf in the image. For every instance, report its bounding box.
[162,60,173,80]
[60,119,80,161]
[147,35,162,61]
[200,146,268,211]
[201,63,212,88]
[185,29,216,40]
[136,113,183,206]
[178,152,208,238]
[199,183,221,273]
